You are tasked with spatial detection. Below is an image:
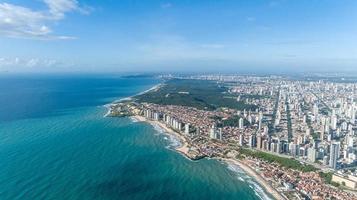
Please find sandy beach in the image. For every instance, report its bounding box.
[223,158,285,200]
[131,115,191,156]
[104,83,162,117]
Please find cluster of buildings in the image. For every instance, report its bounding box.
[245,158,356,199]
[224,77,357,172]
[143,76,357,171]
[112,74,357,198]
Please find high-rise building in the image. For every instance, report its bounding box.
[239,118,244,129]
[320,130,324,141]
[323,155,329,165]
[256,133,262,149]
[307,147,316,163]
[313,103,319,119]
[239,134,244,146]
[324,117,330,133]
[263,126,269,135]
[258,111,263,130]
[217,128,223,140]
[347,135,354,148]
[249,134,256,148]
[271,143,276,153]
[210,125,216,139]
[247,115,252,124]
[331,115,337,130]
[185,123,190,135]
[329,141,340,169]
[289,143,299,157]
[275,110,281,126]
[276,141,281,154]
[352,107,356,124]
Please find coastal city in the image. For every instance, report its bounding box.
[108,75,357,200]
[2,1,357,200]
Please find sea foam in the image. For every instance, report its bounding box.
[226,162,273,200]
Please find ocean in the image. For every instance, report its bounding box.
[0,74,272,200]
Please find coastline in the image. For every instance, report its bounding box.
[104,83,283,200]
[130,115,190,157]
[131,115,284,200]
[223,158,285,200]
[103,83,162,117]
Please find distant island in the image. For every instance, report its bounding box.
[106,75,357,200]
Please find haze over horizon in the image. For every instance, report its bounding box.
[0,0,357,73]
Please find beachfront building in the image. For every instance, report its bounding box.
[185,123,190,135]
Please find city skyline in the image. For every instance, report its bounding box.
[1,0,357,73]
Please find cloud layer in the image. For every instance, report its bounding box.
[0,0,88,39]
[0,57,61,68]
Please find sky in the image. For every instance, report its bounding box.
[0,0,357,73]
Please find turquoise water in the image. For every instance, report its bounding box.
[0,74,270,200]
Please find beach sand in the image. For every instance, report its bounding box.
[131,115,190,156]
[104,83,162,117]
[223,158,285,200]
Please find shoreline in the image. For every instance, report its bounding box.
[222,158,285,200]
[130,115,191,157]
[131,115,284,200]
[103,83,162,117]
[104,83,284,200]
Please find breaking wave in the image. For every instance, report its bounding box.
[226,162,273,200]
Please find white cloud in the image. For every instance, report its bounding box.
[137,35,229,62]
[0,0,89,39]
[45,0,79,19]
[0,57,61,69]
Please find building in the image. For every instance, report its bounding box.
[329,141,340,169]
[289,143,299,157]
[307,147,316,163]
[331,115,337,130]
[256,133,262,149]
[239,118,244,129]
[185,123,190,135]
[239,134,244,146]
[249,134,256,148]
[210,125,216,139]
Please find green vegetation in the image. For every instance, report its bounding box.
[318,171,340,187]
[239,148,317,172]
[221,115,250,127]
[331,182,340,187]
[136,79,257,110]
[311,131,319,140]
[319,172,333,184]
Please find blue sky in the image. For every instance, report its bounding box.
[0,0,357,73]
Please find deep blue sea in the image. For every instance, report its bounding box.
[0,74,272,200]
